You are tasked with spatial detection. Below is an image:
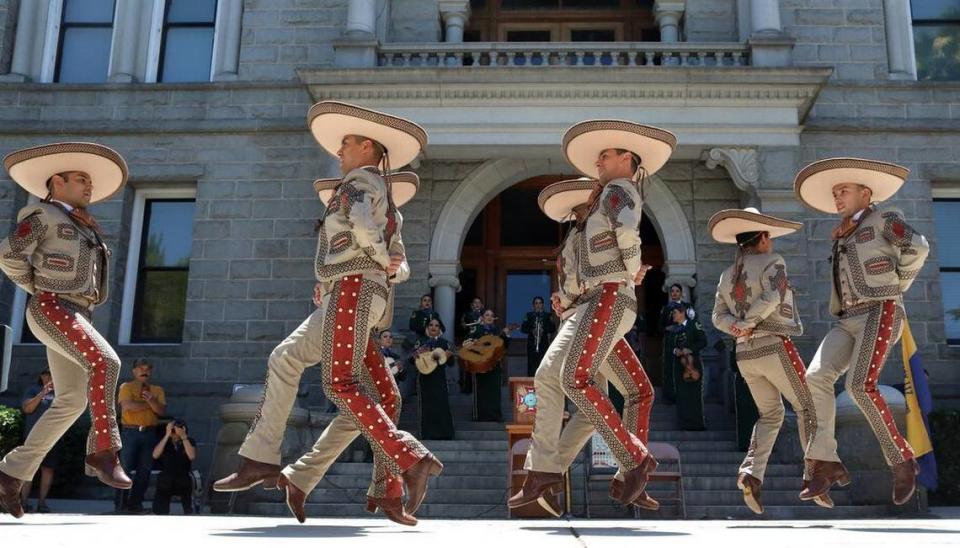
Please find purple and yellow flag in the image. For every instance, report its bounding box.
[901,319,937,490]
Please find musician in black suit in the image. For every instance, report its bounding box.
[521,296,556,377]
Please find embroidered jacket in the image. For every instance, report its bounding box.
[315,167,410,284]
[829,207,928,316]
[575,178,643,288]
[556,225,582,311]
[0,201,110,306]
[712,252,802,339]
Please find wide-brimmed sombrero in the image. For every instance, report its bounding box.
[562,120,676,180]
[794,157,909,214]
[708,207,803,244]
[314,171,420,207]
[537,177,596,222]
[4,142,128,203]
[307,101,427,169]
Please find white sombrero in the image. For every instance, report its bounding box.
[794,157,909,214]
[307,101,427,169]
[708,207,803,244]
[537,177,597,222]
[562,120,676,179]
[4,142,128,203]
[314,171,420,207]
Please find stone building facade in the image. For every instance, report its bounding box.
[0,0,957,477]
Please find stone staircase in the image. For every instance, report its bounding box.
[242,354,907,520]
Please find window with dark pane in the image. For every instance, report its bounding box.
[132,199,196,343]
[159,0,218,83]
[499,187,560,247]
[912,0,960,80]
[54,0,115,83]
[934,199,960,344]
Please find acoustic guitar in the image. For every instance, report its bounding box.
[458,323,518,374]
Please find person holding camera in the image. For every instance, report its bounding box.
[151,420,196,515]
[116,360,166,513]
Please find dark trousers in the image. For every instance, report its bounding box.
[151,474,193,515]
[115,428,156,509]
[526,345,548,377]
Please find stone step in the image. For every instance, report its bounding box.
[681,505,896,520]
[326,462,507,476]
[246,501,509,519]
[656,489,854,506]
[668,463,805,476]
[678,476,827,491]
[295,475,510,490]
[419,439,508,450]
[301,488,508,505]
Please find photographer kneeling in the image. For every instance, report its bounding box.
[151,419,196,515]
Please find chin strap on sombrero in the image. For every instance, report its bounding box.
[42,188,102,235]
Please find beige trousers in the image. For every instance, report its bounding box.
[735,335,817,482]
[0,293,121,481]
[805,300,914,466]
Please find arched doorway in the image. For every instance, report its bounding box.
[452,174,668,385]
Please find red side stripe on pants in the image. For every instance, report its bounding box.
[612,339,654,445]
[572,283,647,464]
[38,293,112,453]
[863,300,914,461]
[328,276,420,472]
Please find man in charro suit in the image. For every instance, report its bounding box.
[509,120,675,512]
[213,102,442,527]
[709,207,832,514]
[0,142,134,518]
[794,158,929,505]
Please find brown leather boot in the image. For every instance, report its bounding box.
[737,473,764,515]
[84,451,132,489]
[213,457,281,492]
[609,478,660,511]
[892,459,919,505]
[277,475,307,523]
[0,470,24,519]
[799,459,850,501]
[618,454,658,505]
[367,496,417,526]
[402,454,443,515]
[801,480,834,509]
[507,470,564,509]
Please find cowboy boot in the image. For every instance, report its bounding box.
[213,457,281,492]
[618,454,658,505]
[892,459,919,505]
[609,479,659,511]
[737,473,764,515]
[402,454,443,515]
[507,470,564,509]
[536,492,564,517]
[367,496,417,526]
[277,475,307,523]
[0,470,24,519]
[801,480,834,509]
[84,451,132,489]
[799,459,850,501]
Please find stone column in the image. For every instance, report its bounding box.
[747,0,794,67]
[108,0,143,83]
[439,0,471,43]
[883,0,916,79]
[3,0,44,81]
[212,0,243,81]
[429,261,461,346]
[654,1,685,43]
[334,0,379,67]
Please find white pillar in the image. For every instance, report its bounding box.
[883,0,917,79]
[345,0,377,37]
[750,0,782,35]
[747,0,793,66]
[6,0,43,81]
[108,0,142,82]
[439,0,471,43]
[429,261,461,346]
[654,1,685,43]
[212,0,243,81]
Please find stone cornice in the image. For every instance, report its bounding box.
[299,67,830,115]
